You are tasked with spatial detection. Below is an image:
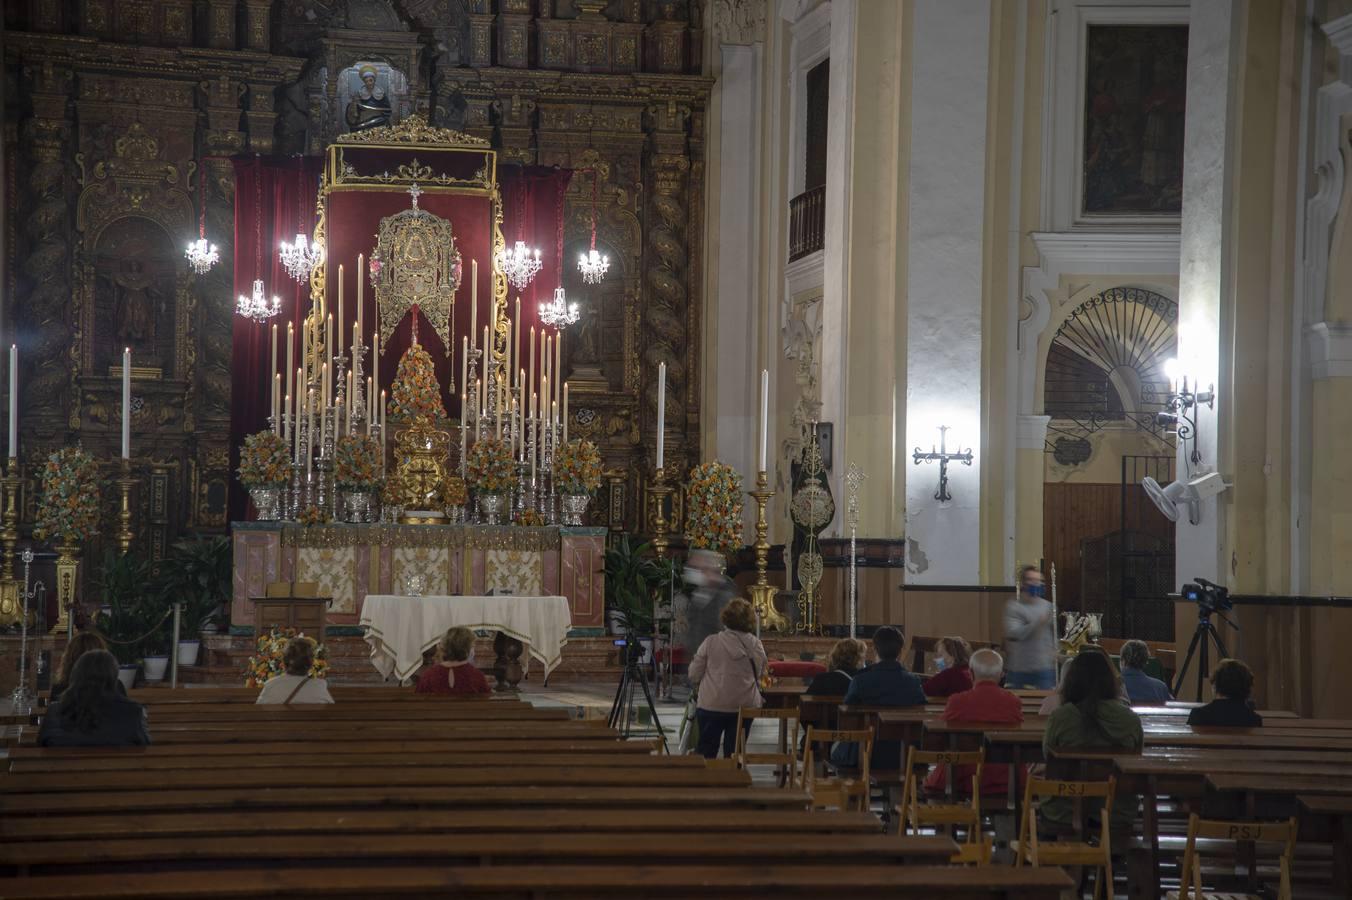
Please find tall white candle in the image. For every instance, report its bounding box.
[372,332,380,404]
[306,388,315,479]
[496,375,503,439]
[285,323,294,411]
[513,297,521,389]
[528,326,536,410]
[366,377,373,436]
[337,264,344,356]
[470,259,478,347]
[530,395,537,482]
[656,361,666,470]
[270,324,278,386]
[379,390,387,473]
[482,325,490,377]
[551,400,558,450]
[543,334,552,405]
[563,382,569,444]
[540,375,548,472]
[555,332,562,410]
[273,374,282,435]
[121,347,131,459]
[506,301,515,398]
[357,255,364,332]
[325,314,334,385]
[758,368,769,472]
[8,344,17,456]
[347,370,354,430]
[460,392,468,473]
[461,336,469,416]
[284,393,292,445]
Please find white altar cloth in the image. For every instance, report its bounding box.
[360,594,572,683]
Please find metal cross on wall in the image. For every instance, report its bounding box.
[911,426,973,502]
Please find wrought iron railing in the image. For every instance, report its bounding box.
[788,185,826,261]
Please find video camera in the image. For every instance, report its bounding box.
[1180,577,1233,616]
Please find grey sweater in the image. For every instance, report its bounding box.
[1002,595,1055,674]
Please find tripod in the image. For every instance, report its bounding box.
[1172,609,1232,701]
[607,638,669,753]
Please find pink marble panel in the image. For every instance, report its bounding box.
[230,531,280,627]
[560,533,604,628]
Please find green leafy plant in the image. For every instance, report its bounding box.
[91,550,154,665]
[150,534,231,636]
[603,535,685,634]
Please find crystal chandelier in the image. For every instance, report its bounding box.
[279,232,323,282]
[185,237,219,275]
[279,167,323,281]
[237,279,281,322]
[236,159,282,323]
[496,240,542,291]
[539,286,580,328]
[185,163,219,274]
[577,169,609,283]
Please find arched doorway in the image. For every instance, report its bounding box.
[1040,286,1178,640]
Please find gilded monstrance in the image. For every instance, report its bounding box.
[372,184,461,355]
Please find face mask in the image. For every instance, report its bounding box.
[934,657,947,672]
[1024,584,1045,599]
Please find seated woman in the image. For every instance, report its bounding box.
[39,650,150,747]
[1042,651,1144,831]
[256,637,335,704]
[923,636,974,699]
[1119,639,1172,705]
[416,626,491,696]
[51,630,120,704]
[806,638,865,696]
[1187,658,1262,727]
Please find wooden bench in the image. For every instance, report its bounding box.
[17,722,623,745]
[0,832,960,875]
[6,738,662,759]
[0,864,1075,899]
[6,750,704,773]
[136,705,572,722]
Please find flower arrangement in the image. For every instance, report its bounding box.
[297,505,330,526]
[441,475,468,508]
[513,508,546,527]
[684,461,745,557]
[237,430,291,487]
[34,447,102,543]
[244,626,328,686]
[465,438,519,494]
[553,439,602,495]
[389,342,447,422]
[334,434,382,490]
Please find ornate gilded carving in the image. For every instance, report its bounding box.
[371,188,462,355]
[335,113,489,147]
[389,420,453,510]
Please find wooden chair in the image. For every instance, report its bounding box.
[897,747,991,864]
[1013,775,1116,900]
[800,726,873,811]
[1166,815,1297,900]
[734,707,801,785]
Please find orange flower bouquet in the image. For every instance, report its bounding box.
[684,461,744,558]
[553,439,602,495]
[245,627,328,686]
[34,447,102,543]
[389,343,447,422]
[334,434,382,490]
[237,430,291,488]
[465,438,519,494]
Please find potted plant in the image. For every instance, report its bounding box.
[602,536,686,663]
[553,439,603,525]
[150,535,230,668]
[91,550,152,688]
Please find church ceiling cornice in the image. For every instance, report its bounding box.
[4,33,305,83]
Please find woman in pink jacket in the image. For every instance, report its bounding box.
[688,598,767,759]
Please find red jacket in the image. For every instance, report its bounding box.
[923,680,1024,797]
[415,662,491,696]
[924,664,974,699]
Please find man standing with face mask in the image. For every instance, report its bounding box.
[1003,565,1056,690]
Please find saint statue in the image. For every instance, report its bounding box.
[113,260,158,347]
[345,65,392,133]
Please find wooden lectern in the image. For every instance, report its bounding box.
[252,581,331,641]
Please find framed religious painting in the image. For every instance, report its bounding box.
[1080,23,1188,219]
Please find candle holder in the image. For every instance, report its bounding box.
[350,330,368,434]
[747,469,788,632]
[0,457,22,628]
[648,467,674,560]
[116,457,135,556]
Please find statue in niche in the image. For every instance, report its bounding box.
[113,260,159,346]
[346,65,392,132]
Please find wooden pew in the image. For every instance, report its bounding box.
[136,705,574,722]
[0,832,960,875]
[16,722,624,745]
[1299,794,1352,898]
[0,785,813,817]
[6,750,705,773]
[0,864,1075,899]
[6,738,661,759]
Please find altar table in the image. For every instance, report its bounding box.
[231,523,605,633]
[360,594,572,684]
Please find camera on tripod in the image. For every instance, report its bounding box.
[1180,577,1233,616]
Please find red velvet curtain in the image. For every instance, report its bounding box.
[229,156,323,523]
[229,158,569,524]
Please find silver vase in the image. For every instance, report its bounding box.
[343,489,375,523]
[560,493,590,526]
[477,493,507,525]
[249,486,282,521]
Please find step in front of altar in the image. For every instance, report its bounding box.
[180,634,838,686]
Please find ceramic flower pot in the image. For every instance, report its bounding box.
[142,656,169,682]
[477,493,508,525]
[177,640,201,667]
[560,493,590,526]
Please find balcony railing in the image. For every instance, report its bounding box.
[788,185,826,262]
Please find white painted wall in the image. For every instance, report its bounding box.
[903,0,991,585]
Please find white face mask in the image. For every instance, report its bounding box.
[683,566,707,588]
